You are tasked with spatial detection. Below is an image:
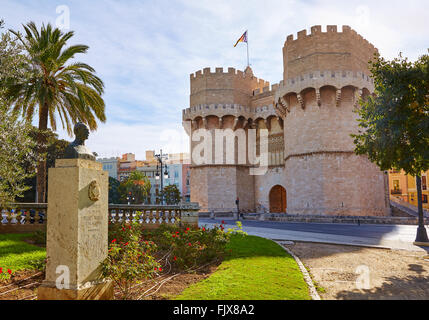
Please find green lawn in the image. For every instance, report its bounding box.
[176,235,311,300]
[0,233,46,279]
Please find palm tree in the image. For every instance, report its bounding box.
[4,22,106,202]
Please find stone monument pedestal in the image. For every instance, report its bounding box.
[38,159,113,300]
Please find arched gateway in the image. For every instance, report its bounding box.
[269,185,287,213]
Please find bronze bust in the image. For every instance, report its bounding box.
[64,122,96,161]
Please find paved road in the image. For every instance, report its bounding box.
[199,217,429,252]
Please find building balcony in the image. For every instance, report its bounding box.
[391,189,402,195]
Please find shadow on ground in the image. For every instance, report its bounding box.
[336,272,429,300]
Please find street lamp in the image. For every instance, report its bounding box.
[127,192,135,205]
[414,175,429,245]
[155,149,169,204]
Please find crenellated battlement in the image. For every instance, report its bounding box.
[190,67,269,84]
[283,25,378,81]
[284,25,377,52]
[252,83,279,96]
[190,66,270,107]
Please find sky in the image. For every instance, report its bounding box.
[2,0,428,160]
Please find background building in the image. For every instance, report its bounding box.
[98,151,191,203]
[97,157,119,179]
[117,153,136,182]
[389,170,429,209]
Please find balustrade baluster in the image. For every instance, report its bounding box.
[38,210,45,224]
[1,209,8,225]
[155,210,160,224]
[125,210,130,224]
[29,209,36,224]
[19,209,26,224]
[10,209,18,224]
[110,209,116,224]
[161,209,167,224]
[148,210,154,224]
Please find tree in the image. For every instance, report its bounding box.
[161,184,181,205]
[108,177,121,204]
[353,52,429,243]
[0,20,30,99]
[0,20,39,206]
[118,171,151,204]
[0,102,40,207]
[3,22,106,202]
[18,128,68,202]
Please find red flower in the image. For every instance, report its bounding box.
[202,227,206,231]
[221,220,225,224]
[0,268,2,273]
[7,269,12,275]
[188,243,192,246]
[186,227,190,231]
[176,231,179,234]
[111,239,117,243]
[158,267,162,271]
[173,256,177,261]
[154,267,157,270]
[124,242,129,246]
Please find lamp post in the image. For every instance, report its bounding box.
[127,191,135,205]
[155,149,169,204]
[414,175,429,245]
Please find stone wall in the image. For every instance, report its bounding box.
[190,165,255,213]
[284,152,389,216]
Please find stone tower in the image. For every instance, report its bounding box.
[182,66,282,213]
[274,25,390,216]
[182,25,390,216]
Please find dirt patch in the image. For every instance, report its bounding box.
[282,242,429,300]
[0,263,217,300]
[114,264,218,300]
[0,270,43,300]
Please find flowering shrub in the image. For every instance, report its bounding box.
[102,212,160,299]
[145,223,230,270]
[225,221,248,237]
[0,267,13,280]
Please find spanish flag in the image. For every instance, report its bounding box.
[234,30,248,47]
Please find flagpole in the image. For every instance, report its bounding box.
[246,30,249,67]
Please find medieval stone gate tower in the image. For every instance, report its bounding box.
[182,25,390,216]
